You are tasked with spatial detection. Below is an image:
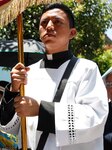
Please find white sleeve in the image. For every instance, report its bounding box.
[0,113,20,135]
[55,62,108,147]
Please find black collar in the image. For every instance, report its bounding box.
[40,50,73,68]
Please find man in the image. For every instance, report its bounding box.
[0,81,9,101]
[0,3,108,150]
[0,80,9,122]
[102,67,112,150]
[0,80,18,150]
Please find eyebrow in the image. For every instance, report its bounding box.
[41,15,65,21]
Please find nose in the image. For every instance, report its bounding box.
[46,20,54,30]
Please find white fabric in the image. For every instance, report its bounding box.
[0,113,20,135]
[0,58,108,150]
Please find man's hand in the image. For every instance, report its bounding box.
[14,96,40,117]
[10,62,30,92]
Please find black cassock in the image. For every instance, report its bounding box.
[104,102,112,150]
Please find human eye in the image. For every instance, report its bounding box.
[54,19,63,25]
[40,19,48,27]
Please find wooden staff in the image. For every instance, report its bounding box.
[17,13,27,150]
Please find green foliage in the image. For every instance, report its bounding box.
[65,0,112,60]
[65,0,112,74]
[0,21,17,39]
[22,4,44,40]
[94,50,112,75]
[2,67,11,71]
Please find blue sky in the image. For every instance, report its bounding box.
[0,67,11,82]
[105,28,112,40]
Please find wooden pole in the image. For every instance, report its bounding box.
[17,13,27,150]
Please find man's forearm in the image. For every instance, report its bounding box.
[0,84,19,125]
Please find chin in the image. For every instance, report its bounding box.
[44,41,56,47]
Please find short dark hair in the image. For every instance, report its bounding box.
[41,3,75,28]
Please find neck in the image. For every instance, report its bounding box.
[45,45,69,54]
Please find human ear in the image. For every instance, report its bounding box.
[69,28,77,39]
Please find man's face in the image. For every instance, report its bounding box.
[39,8,76,54]
[106,73,112,101]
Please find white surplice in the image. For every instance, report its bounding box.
[0,58,108,150]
